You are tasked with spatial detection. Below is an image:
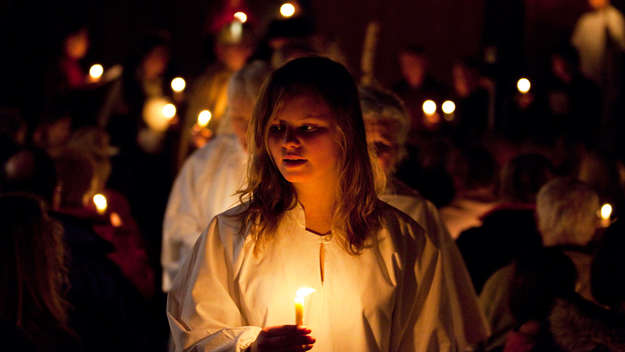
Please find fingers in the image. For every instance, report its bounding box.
[256,325,315,352]
[261,325,310,337]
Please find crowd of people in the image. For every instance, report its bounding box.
[2,0,625,351]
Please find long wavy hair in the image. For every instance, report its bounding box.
[238,56,384,254]
[0,194,71,339]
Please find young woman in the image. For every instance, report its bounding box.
[167,57,462,351]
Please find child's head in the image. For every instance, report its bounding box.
[242,56,382,253]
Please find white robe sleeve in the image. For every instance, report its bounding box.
[388,215,460,352]
[162,158,205,291]
[167,216,261,352]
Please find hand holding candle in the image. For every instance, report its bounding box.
[252,325,314,352]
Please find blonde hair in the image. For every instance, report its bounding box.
[237,56,384,254]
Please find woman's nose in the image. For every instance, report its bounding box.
[282,126,300,147]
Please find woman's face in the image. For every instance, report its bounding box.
[267,94,341,190]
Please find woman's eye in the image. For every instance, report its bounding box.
[269,125,284,134]
[299,125,317,133]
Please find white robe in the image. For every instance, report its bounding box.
[571,5,625,84]
[167,201,466,351]
[380,194,490,347]
[162,135,247,291]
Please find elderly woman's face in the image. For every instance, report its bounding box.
[365,118,399,175]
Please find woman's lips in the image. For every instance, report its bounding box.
[282,158,307,167]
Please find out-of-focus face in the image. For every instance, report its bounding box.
[365,118,399,175]
[142,45,169,79]
[267,94,341,190]
[399,52,426,88]
[65,29,89,60]
[589,0,609,10]
[218,44,253,71]
[551,55,571,82]
[228,96,254,151]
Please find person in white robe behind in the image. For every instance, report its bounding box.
[168,57,467,352]
[359,85,490,348]
[161,61,271,292]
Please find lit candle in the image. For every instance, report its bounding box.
[93,193,108,214]
[422,99,437,115]
[294,287,315,326]
[234,11,248,23]
[171,77,186,93]
[280,2,296,18]
[600,203,613,228]
[517,78,531,94]
[89,64,104,82]
[197,109,212,128]
[442,100,455,121]
[162,103,177,120]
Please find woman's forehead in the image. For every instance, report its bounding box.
[271,93,334,121]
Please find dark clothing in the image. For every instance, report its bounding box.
[456,203,543,293]
[51,211,149,352]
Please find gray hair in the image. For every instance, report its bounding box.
[537,178,599,246]
[218,61,272,135]
[358,86,410,162]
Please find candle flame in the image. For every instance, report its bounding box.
[294,287,315,303]
[93,193,108,214]
[197,110,212,127]
[280,3,296,18]
[171,77,186,92]
[162,103,177,119]
[422,100,437,115]
[517,78,531,94]
[89,64,104,80]
[442,100,456,114]
[234,11,247,23]
[601,203,612,220]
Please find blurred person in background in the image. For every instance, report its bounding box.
[479,178,601,350]
[0,194,79,351]
[456,153,553,293]
[547,220,625,351]
[359,85,490,347]
[0,108,27,166]
[440,146,499,239]
[392,45,447,137]
[546,45,601,145]
[451,58,491,144]
[178,19,254,167]
[162,61,270,292]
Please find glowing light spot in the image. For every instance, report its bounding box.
[280,3,296,18]
[517,78,531,94]
[422,100,437,115]
[442,100,456,114]
[110,212,123,227]
[93,193,108,214]
[234,11,248,23]
[294,287,315,303]
[89,64,104,80]
[601,203,613,220]
[171,77,186,92]
[197,110,212,128]
[162,103,177,119]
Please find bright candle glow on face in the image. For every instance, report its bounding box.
[162,103,177,119]
[89,64,104,80]
[280,3,296,17]
[422,100,437,115]
[517,78,531,94]
[600,203,613,220]
[197,110,212,127]
[171,77,186,92]
[234,11,248,23]
[442,100,456,114]
[93,193,108,214]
